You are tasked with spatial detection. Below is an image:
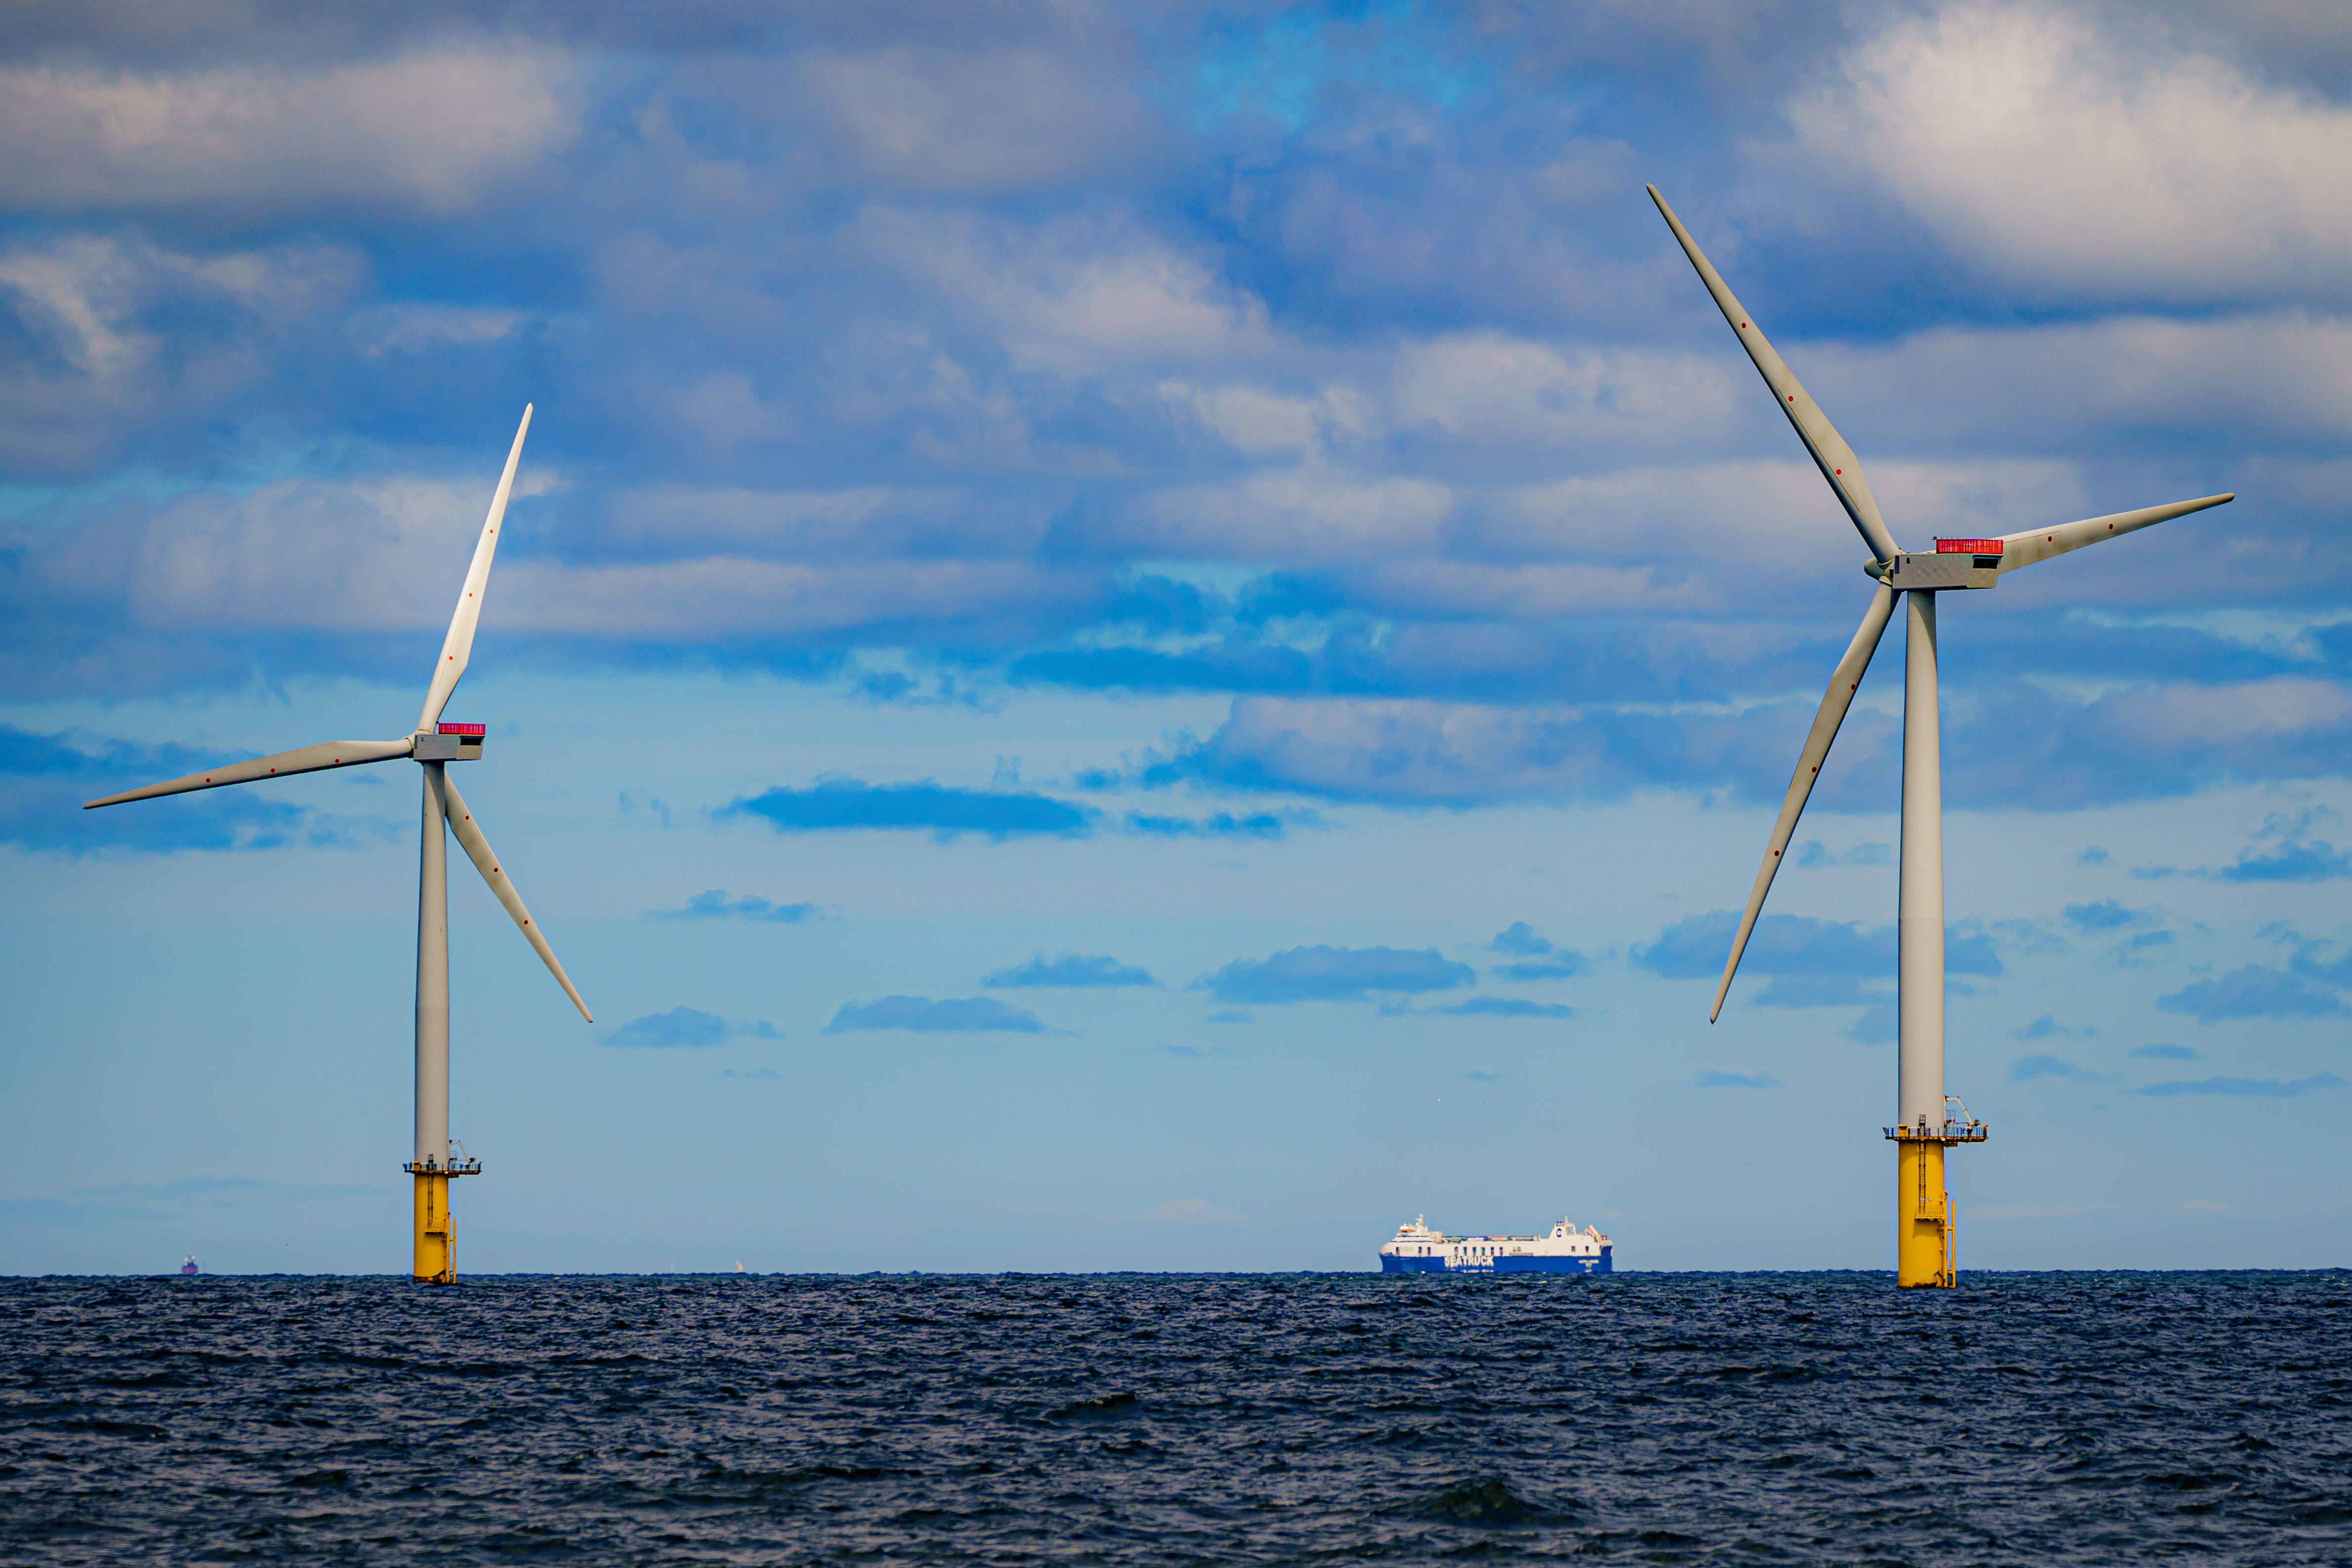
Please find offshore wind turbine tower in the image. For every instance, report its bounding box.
[84,409,591,1283]
[1647,189,2233,1287]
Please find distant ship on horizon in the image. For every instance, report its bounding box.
[179,1256,198,1276]
[1378,1215,1612,1274]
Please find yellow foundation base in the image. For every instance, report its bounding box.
[412,1172,454,1283]
[1895,1139,1953,1289]
[1886,1112,1983,1289]
[406,1157,480,1283]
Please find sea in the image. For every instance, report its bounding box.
[3,1270,2347,1564]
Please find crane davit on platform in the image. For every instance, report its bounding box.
[1648,188,2234,1288]
[84,408,592,1284]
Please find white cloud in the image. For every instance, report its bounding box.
[798,45,1158,195]
[1342,559,1696,619]
[2082,677,2352,755]
[111,476,1105,643]
[351,304,526,357]
[1119,468,1454,564]
[0,234,363,380]
[493,556,1101,641]
[0,49,578,214]
[1178,694,1771,804]
[1796,3,2352,299]
[1805,312,2352,450]
[1388,333,1739,455]
[600,484,1081,569]
[1467,460,1925,570]
[864,210,1279,377]
[1157,380,1376,459]
[127,479,494,633]
[0,240,157,379]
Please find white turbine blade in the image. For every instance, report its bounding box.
[417,405,533,731]
[1711,584,1898,1023]
[1648,186,1902,565]
[83,737,414,809]
[434,770,592,1022]
[1996,493,2234,574]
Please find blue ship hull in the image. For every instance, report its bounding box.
[1381,1247,1612,1275]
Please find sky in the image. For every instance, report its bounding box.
[4,0,2351,1275]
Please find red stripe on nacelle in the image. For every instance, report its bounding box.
[1935,538,2004,555]
[437,723,487,736]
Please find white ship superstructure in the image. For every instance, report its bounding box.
[1378,1215,1612,1274]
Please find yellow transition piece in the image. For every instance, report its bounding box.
[1895,1139,1953,1289]
[412,1172,455,1284]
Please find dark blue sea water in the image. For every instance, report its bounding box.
[3,1271,2348,1564]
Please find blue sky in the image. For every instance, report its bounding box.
[5,0,2352,1273]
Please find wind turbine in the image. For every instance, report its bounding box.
[1647,188,2233,1288]
[83,407,591,1284]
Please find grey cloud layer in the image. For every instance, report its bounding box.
[4,1,2350,813]
[0,49,577,214]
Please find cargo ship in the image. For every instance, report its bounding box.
[1378,1214,1611,1274]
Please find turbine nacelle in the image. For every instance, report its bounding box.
[1871,549,2002,592]
[414,723,487,762]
